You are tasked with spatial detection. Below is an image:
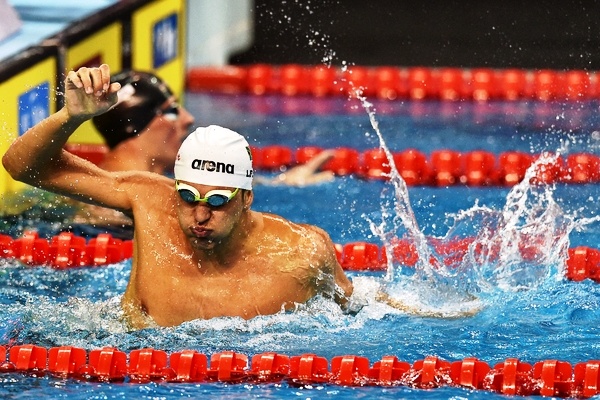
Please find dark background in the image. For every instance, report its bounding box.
[231,0,600,69]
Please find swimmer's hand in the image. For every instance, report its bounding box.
[65,64,121,120]
[268,150,336,187]
[376,290,481,319]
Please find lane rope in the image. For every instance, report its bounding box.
[0,231,597,283]
[0,344,596,397]
[186,64,598,102]
[64,143,600,186]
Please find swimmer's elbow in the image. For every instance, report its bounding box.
[2,152,18,180]
[334,280,354,309]
[342,299,364,316]
[338,286,365,316]
[2,152,30,184]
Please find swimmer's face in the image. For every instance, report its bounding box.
[146,97,195,169]
[175,181,253,251]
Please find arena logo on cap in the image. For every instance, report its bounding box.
[191,159,234,174]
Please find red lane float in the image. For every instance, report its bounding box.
[409,356,452,388]
[5,344,600,397]
[48,346,87,378]
[187,64,600,102]
[340,242,386,271]
[564,70,593,101]
[373,66,405,100]
[186,66,247,94]
[368,355,411,385]
[484,358,535,396]
[567,153,600,183]
[407,67,433,100]
[437,68,469,101]
[461,150,498,186]
[64,143,108,165]
[259,145,293,171]
[498,151,533,186]
[280,64,309,96]
[431,149,462,186]
[2,232,600,283]
[289,353,330,385]
[246,64,276,95]
[341,65,375,97]
[324,147,360,175]
[450,357,490,389]
[471,68,498,101]
[394,149,431,185]
[5,344,600,398]
[295,146,325,164]
[574,361,600,398]
[309,65,338,97]
[87,347,128,381]
[533,360,573,397]
[249,352,289,382]
[566,247,600,282]
[361,148,391,180]
[0,231,132,269]
[61,142,600,187]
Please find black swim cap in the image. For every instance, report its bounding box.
[92,70,174,148]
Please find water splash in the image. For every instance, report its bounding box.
[350,91,600,317]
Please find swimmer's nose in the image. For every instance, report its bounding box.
[179,107,195,130]
[193,203,212,224]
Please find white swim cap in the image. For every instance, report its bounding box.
[174,125,253,190]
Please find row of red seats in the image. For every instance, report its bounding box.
[187,64,600,102]
[253,146,600,186]
[0,231,132,268]
[1,345,598,397]
[1,232,598,283]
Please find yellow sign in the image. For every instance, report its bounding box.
[0,57,58,196]
[132,0,186,100]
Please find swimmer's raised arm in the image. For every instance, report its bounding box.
[2,65,132,210]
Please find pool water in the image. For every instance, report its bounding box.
[1,94,600,398]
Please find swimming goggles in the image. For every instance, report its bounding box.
[175,181,239,207]
[156,102,180,120]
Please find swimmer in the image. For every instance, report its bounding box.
[72,70,194,228]
[72,70,337,230]
[92,69,335,186]
[92,70,195,175]
[2,64,354,329]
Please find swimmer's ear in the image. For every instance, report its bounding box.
[242,189,253,209]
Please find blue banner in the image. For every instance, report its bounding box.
[152,13,178,69]
[18,82,50,136]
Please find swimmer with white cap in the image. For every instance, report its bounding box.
[2,65,354,329]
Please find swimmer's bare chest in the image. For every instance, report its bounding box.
[132,257,316,326]
[125,209,324,327]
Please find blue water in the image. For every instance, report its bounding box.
[2,94,600,398]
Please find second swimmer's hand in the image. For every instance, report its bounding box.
[274,150,336,186]
[64,64,121,120]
